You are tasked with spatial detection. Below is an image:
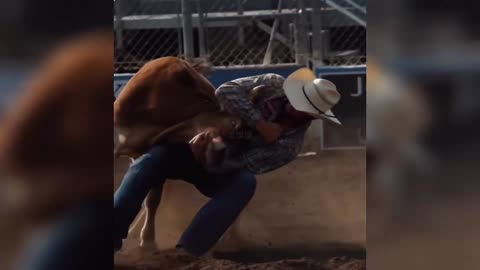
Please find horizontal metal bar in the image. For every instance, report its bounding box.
[113,64,303,79]
[211,63,301,69]
[114,73,135,79]
[315,65,366,75]
[342,0,366,14]
[113,7,361,30]
[254,20,291,48]
[321,146,366,151]
[325,0,366,27]
[115,15,246,29]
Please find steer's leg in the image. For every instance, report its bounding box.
[140,183,163,250]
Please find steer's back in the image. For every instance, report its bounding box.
[114,57,218,126]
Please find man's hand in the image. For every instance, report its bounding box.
[189,130,216,162]
[255,119,283,144]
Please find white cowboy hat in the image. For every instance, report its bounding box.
[283,68,342,125]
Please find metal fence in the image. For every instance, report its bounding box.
[114,0,366,73]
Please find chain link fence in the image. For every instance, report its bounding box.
[114,0,366,73]
[321,0,366,65]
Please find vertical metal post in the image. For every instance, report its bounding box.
[176,1,183,55]
[311,0,324,64]
[294,0,308,65]
[114,0,124,50]
[263,0,283,65]
[196,0,206,57]
[181,0,194,59]
[237,0,245,46]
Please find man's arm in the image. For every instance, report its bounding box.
[204,142,299,175]
[242,139,301,174]
[214,73,285,128]
[215,73,286,143]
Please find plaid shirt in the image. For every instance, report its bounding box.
[214,73,310,174]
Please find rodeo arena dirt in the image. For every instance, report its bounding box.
[114,249,365,270]
[114,149,366,270]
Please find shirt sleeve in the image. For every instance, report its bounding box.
[214,73,285,128]
[219,123,309,174]
[243,138,302,174]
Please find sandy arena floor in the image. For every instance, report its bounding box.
[115,247,365,270]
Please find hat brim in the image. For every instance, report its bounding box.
[283,68,342,125]
[309,110,342,125]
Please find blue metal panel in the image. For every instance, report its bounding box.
[114,65,304,98]
[315,65,366,75]
[315,65,366,123]
[113,65,366,111]
[113,73,134,98]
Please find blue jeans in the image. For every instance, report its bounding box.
[114,143,257,256]
[17,201,111,270]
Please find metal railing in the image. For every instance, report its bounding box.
[114,0,366,72]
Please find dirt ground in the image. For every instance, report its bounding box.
[115,248,366,270]
[114,149,366,251]
[113,126,366,270]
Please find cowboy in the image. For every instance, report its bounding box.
[114,68,342,256]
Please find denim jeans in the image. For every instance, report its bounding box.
[114,143,257,256]
[17,201,111,270]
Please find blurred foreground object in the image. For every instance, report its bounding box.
[367,59,433,218]
[0,30,113,270]
[368,1,480,269]
[0,30,112,216]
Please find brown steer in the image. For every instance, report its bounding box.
[113,56,243,161]
[0,30,113,221]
